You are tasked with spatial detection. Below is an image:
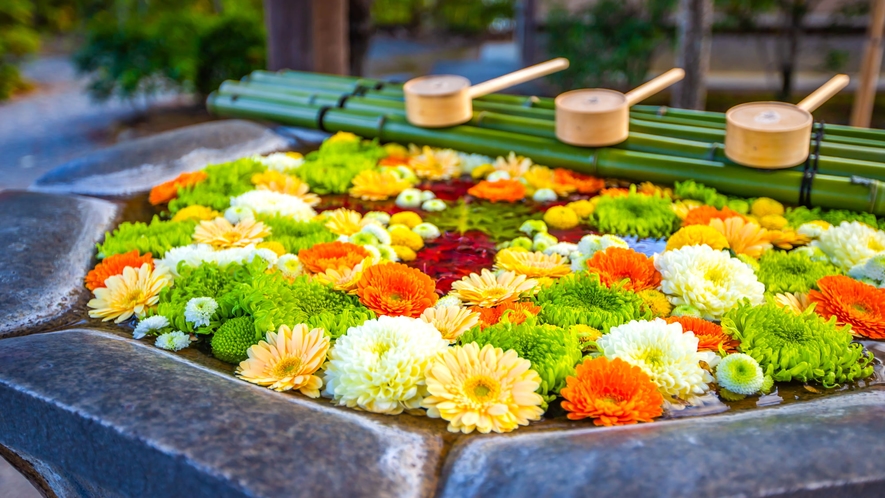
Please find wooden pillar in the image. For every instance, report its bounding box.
[263,0,349,74]
[671,0,713,110]
[516,0,537,65]
[851,0,885,128]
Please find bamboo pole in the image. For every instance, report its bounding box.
[207,92,885,215]
[851,0,885,127]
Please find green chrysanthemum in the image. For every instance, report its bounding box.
[591,193,680,239]
[303,308,376,340]
[259,215,337,254]
[294,138,387,194]
[722,301,874,387]
[211,316,261,364]
[674,180,727,209]
[715,353,764,395]
[425,199,543,243]
[169,158,267,213]
[97,216,196,259]
[785,206,879,230]
[534,273,651,331]
[756,250,840,295]
[458,317,582,404]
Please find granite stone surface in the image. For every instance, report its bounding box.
[0,191,118,338]
[0,329,446,498]
[30,120,293,197]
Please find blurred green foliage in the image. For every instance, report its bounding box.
[546,0,675,90]
[371,0,514,34]
[0,0,41,99]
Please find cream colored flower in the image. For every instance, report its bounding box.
[407,145,461,180]
[708,217,771,259]
[774,292,814,314]
[420,306,480,343]
[494,151,532,177]
[87,263,170,323]
[193,217,270,249]
[494,249,571,278]
[236,324,329,396]
[313,257,377,293]
[450,269,537,308]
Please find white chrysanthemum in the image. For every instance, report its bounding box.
[848,252,885,282]
[413,223,441,241]
[577,234,629,257]
[133,315,169,340]
[797,221,830,239]
[230,190,317,221]
[569,252,588,272]
[598,318,711,402]
[224,205,255,224]
[358,224,392,245]
[814,221,885,271]
[532,188,557,202]
[435,295,463,308]
[155,331,191,351]
[544,242,578,259]
[363,211,391,226]
[252,152,304,172]
[655,245,764,320]
[395,188,423,208]
[486,170,511,182]
[421,199,447,212]
[377,244,400,262]
[457,152,493,175]
[249,248,279,269]
[276,254,303,278]
[155,244,216,277]
[519,220,547,236]
[184,297,218,327]
[715,353,764,395]
[532,232,558,252]
[323,316,449,414]
[420,190,436,202]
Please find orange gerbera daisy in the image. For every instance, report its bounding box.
[356,263,438,317]
[665,316,739,353]
[298,241,371,274]
[809,275,885,339]
[85,250,154,291]
[599,187,630,198]
[471,302,541,328]
[148,171,208,205]
[708,217,771,259]
[467,179,526,202]
[585,247,661,292]
[553,169,605,194]
[560,356,664,426]
[682,205,746,226]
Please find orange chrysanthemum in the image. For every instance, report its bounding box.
[599,187,630,198]
[467,179,526,202]
[553,169,605,195]
[148,171,208,205]
[682,205,746,226]
[560,356,664,426]
[808,275,885,339]
[356,263,438,317]
[471,302,542,328]
[298,241,370,274]
[85,250,154,291]
[584,247,661,292]
[665,316,739,353]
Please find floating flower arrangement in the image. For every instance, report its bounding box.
[85,132,885,433]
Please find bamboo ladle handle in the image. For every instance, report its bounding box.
[796,74,850,112]
[624,68,686,106]
[466,58,570,99]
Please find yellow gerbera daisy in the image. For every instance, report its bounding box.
[349,170,412,201]
[767,229,811,250]
[494,249,571,278]
[193,217,270,249]
[450,269,537,308]
[323,208,370,236]
[420,306,480,343]
[252,170,320,206]
[87,263,170,323]
[422,342,544,434]
[171,205,220,222]
[708,216,772,259]
[236,323,330,396]
[313,258,376,293]
[407,145,461,180]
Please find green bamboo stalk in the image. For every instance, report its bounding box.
[207,92,885,215]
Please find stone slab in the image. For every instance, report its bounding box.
[0,330,445,498]
[0,191,118,337]
[437,388,885,498]
[30,120,293,197]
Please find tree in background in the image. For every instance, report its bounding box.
[0,0,41,100]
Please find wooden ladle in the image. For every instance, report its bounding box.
[724,74,850,169]
[403,58,570,128]
[554,68,686,147]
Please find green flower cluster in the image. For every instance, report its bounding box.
[425,199,543,242]
[785,206,879,230]
[591,193,680,239]
[259,215,337,254]
[756,250,840,295]
[294,138,387,194]
[674,180,727,208]
[459,317,582,404]
[169,158,267,213]
[97,216,196,259]
[722,301,874,387]
[304,308,376,340]
[534,273,650,331]
[211,315,262,364]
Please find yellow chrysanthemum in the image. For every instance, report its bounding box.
[349,170,412,201]
[494,249,571,278]
[193,217,271,249]
[567,199,595,219]
[422,342,544,434]
[522,165,575,196]
[390,211,422,228]
[407,145,461,180]
[236,323,329,396]
[327,131,359,143]
[419,306,480,343]
[665,225,730,252]
[389,226,425,251]
[323,208,370,236]
[774,292,814,314]
[87,263,170,323]
[313,258,375,294]
[670,199,704,220]
[709,217,772,259]
[759,214,788,230]
[638,289,673,317]
[451,269,537,308]
[384,143,408,157]
[751,197,784,218]
[171,205,220,222]
[493,151,532,177]
[392,245,417,261]
[637,182,672,198]
[543,206,579,230]
[256,241,287,257]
